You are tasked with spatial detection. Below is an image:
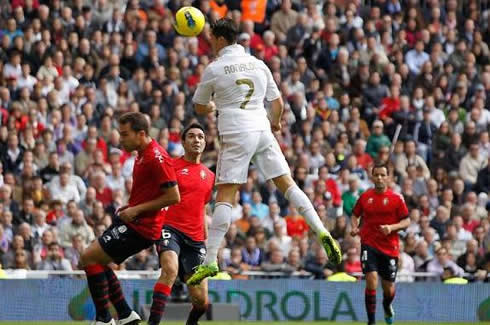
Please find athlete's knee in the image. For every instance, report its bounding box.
[215,185,239,203]
[160,265,178,284]
[159,254,178,284]
[80,242,107,267]
[272,174,295,194]
[80,249,94,268]
[366,272,378,289]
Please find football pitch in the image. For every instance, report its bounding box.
[0,321,490,325]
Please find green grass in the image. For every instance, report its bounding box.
[0,321,490,325]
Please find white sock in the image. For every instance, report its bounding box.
[284,185,328,235]
[204,202,232,265]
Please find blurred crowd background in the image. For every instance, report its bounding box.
[0,0,489,284]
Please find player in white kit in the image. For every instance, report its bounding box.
[187,18,342,285]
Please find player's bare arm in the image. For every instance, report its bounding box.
[350,214,361,237]
[380,217,410,236]
[269,97,284,132]
[194,101,216,115]
[118,185,180,223]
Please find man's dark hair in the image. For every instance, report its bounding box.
[119,112,149,135]
[210,18,238,44]
[372,162,389,175]
[181,123,205,141]
[48,242,59,250]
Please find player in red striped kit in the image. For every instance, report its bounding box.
[148,123,214,325]
[351,163,409,325]
[80,112,180,325]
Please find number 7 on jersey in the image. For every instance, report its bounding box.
[236,78,254,109]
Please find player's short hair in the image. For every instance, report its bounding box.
[210,18,238,44]
[372,162,389,175]
[181,123,205,141]
[119,112,149,135]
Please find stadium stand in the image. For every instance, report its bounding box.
[0,0,489,287]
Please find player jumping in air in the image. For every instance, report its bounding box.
[148,123,214,325]
[80,112,180,325]
[351,163,410,325]
[187,18,342,286]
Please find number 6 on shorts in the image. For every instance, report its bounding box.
[161,229,172,239]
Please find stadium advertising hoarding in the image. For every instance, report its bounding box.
[0,279,488,322]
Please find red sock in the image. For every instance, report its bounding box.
[148,283,172,325]
[105,267,132,319]
[84,264,111,322]
[365,289,376,325]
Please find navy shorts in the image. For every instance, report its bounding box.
[361,244,398,282]
[156,225,206,281]
[98,218,155,264]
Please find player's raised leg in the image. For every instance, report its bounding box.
[148,250,178,325]
[365,272,378,325]
[80,241,116,325]
[187,184,240,285]
[382,279,396,325]
[186,279,209,325]
[272,174,342,265]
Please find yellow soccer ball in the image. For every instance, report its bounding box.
[174,6,205,37]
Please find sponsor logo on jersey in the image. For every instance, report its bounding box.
[181,168,189,175]
[200,170,206,180]
[118,225,127,233]
[383,198,389,206]
[153,148,164,163]
[367,198,374,204]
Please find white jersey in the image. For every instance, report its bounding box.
[192,44,281,135]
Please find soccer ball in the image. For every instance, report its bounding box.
[174,6,205,37]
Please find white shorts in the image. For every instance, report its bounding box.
[216,130,290,185]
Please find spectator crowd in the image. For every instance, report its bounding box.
[0,0,489,284]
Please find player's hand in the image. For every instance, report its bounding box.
[350,227,359,237]
[379,224,392,235]
[207,101,216,113]
[271,121,281,132]
[118,206,139,223]
[116,205,128,215]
